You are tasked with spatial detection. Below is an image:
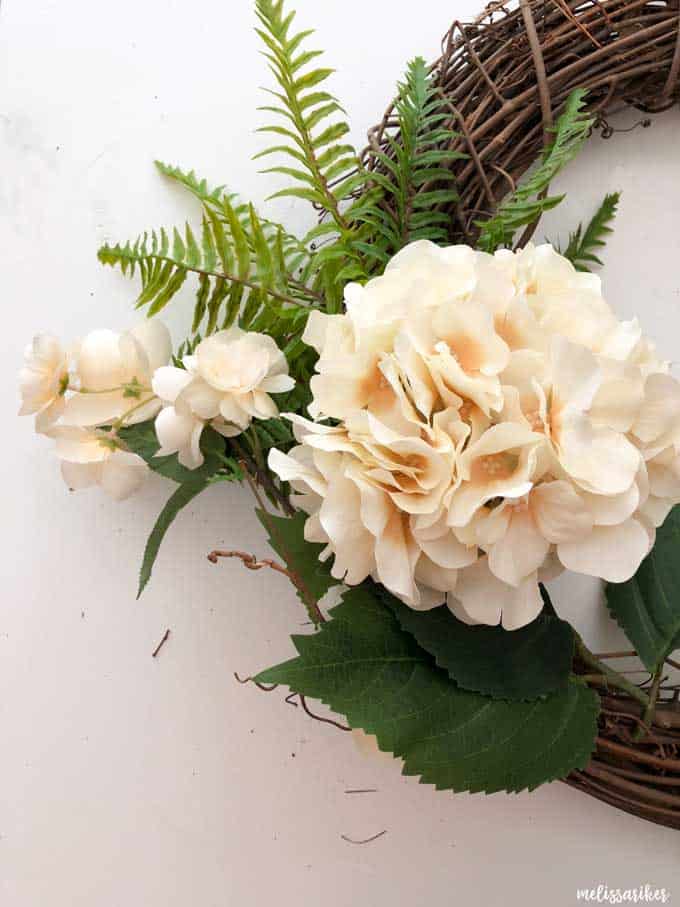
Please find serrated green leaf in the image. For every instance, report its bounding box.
[147,266,187,316]
[118,420,227,484]
[249,204,274,288]
[256,586,599,793]
[192,272,211,333]
[184,223,201,269]
[294,67,334,92]
[172,226,185,261]
[383,593,575,700]
[606,505,680,671]
[256,509,338,626]
[138,481,209,598]
[222,196,250,280]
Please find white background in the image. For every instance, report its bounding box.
[2,1,680,904]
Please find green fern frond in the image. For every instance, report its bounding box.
[348,58,463,260]
[476,89,594,252]
[154,160,312,280]
[560,191,620,271]
[97,199,317,347]
[254,0,362,231]
[154,161,227,205]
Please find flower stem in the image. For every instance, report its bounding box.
[79,385,151,395]
[574,633,650,709]
[633,667,664,740]
[112,396,157,430]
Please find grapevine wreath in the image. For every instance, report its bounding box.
[19,0,680,829]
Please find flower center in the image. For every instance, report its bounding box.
[524,408,544,432]
[472,451,518,482]
[444,334,484,373]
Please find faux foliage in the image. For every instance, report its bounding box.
[257,586,599,793]
[606,505,680,672]
[561,191,620,271]
[254,0,363,225]
[119,421,242,594]
[255,509,338,626]
[350,57,463,264]
[476,89,594,252]
[385,594,575,701]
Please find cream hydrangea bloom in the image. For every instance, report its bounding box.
[269,240,680,630]
[152,327,295,468]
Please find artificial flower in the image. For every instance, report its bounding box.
[151,327,295,468]
[269,240,680,629]
[49,426,148,501]
[60,320,172,428]
[18,333,70,431]
[151,366,206,469]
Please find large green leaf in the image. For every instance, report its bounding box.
[257,587,599,793]
[383,593,574,701]
[256,510,338,626]
[606,506,680,671]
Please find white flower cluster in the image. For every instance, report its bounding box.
[19,323,293,499]
[269,241,680,630]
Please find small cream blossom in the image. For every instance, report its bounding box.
[269,240,680,630]
[151,327,295,468]
[60,320,172,428]
[49,426,148,500]
[19,334,70,431]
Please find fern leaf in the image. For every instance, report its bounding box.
[560,192,620,271]
[254,0,361,231]
[97,213,313,341]
[349,58,462,257]
[476,89,594,252]
[155,159,313,280]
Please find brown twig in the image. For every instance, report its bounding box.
[207,547,325,626]
[363,0,679,249]
[151,629,170,658]
[233,672,279,692]
[208,548,292,578]
[298,694,351,731]
[341,830,387,845]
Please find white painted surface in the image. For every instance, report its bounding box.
[2,1,679,904]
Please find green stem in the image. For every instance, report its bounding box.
[80,386,129,395]
[82,386,152,396]
[633,667,664,741]
[574,633,650,709]
[112,396,158,430]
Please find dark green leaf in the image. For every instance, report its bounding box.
[383,593,574,700]
[256,509,338,625]
[118,420,227,484]
[138,481,208,597]
[257,586,599,793]
[606,505,680,671]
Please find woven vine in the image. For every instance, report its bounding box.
[364,0,680,246]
